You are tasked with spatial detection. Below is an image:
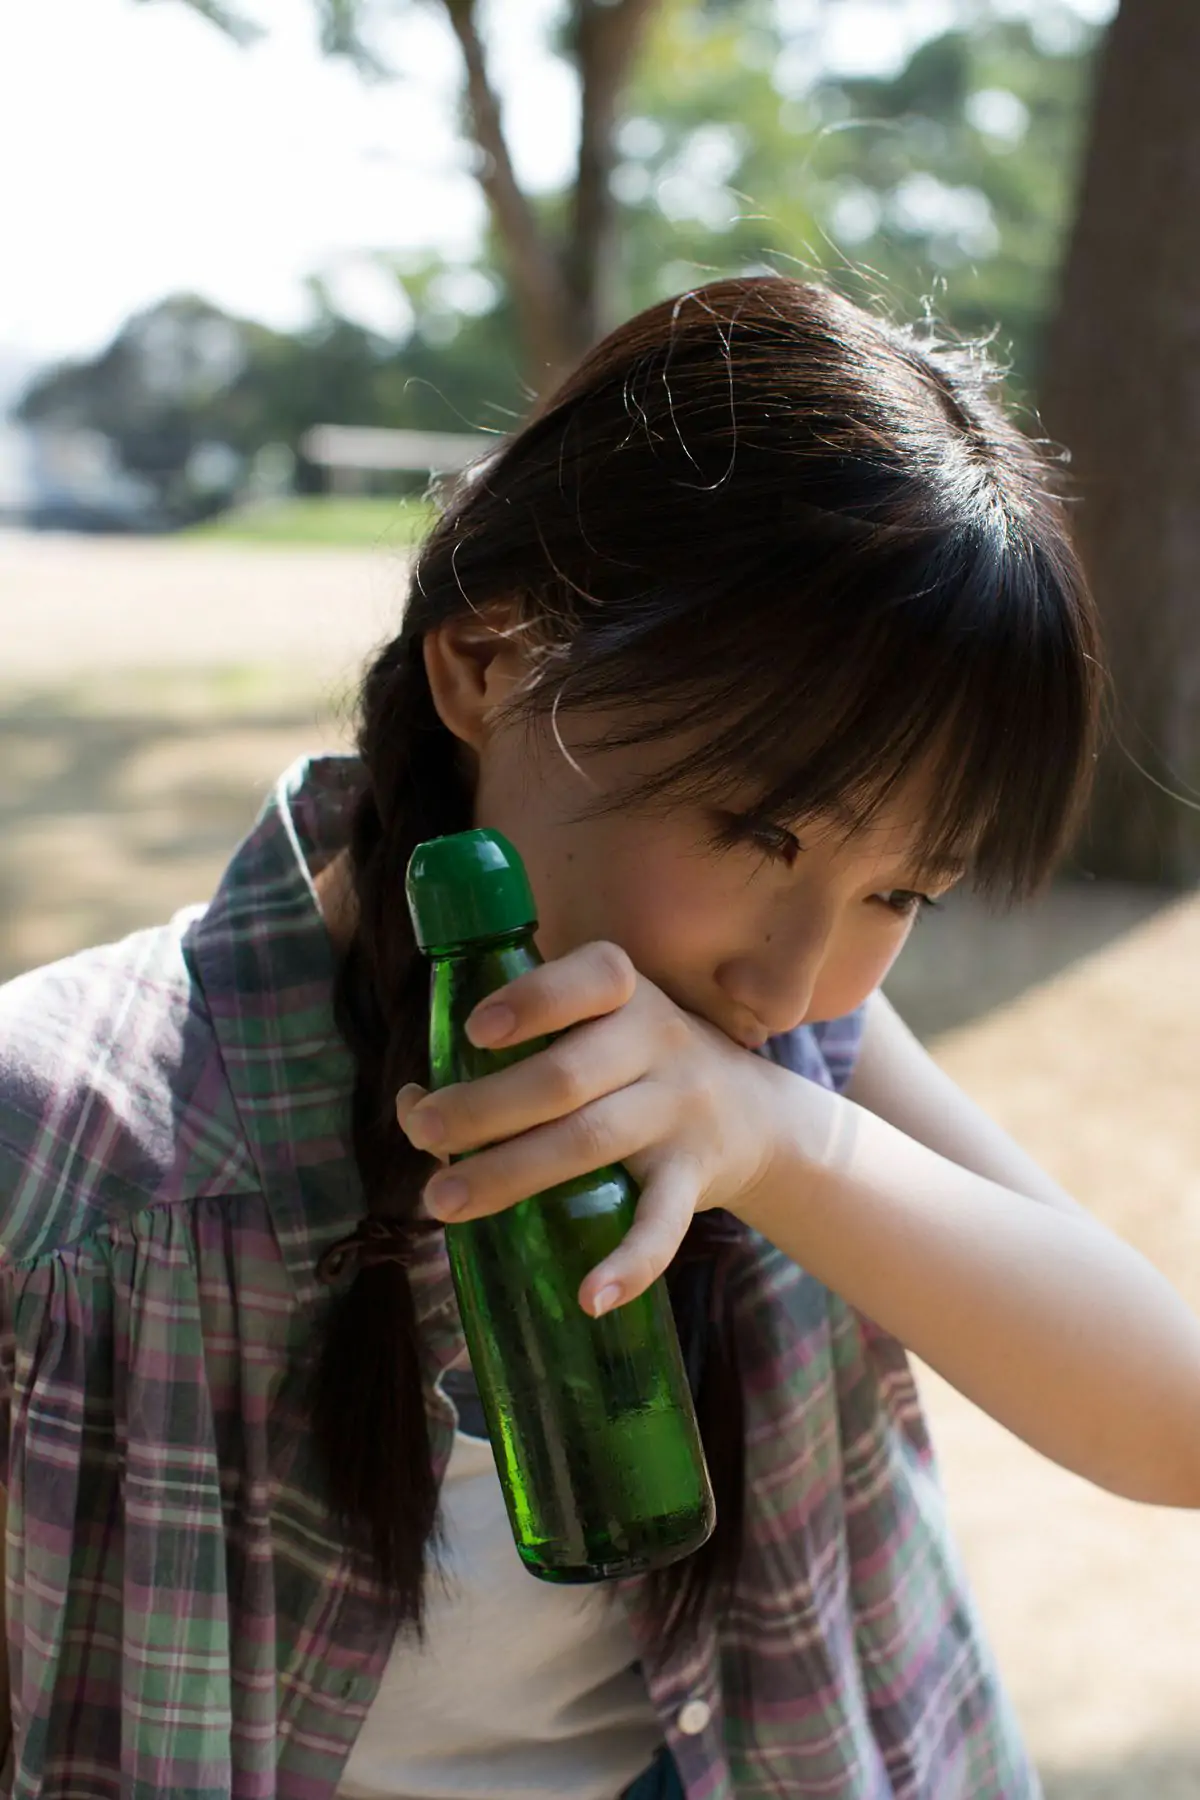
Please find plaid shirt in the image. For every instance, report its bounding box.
[0,757,1038,1799]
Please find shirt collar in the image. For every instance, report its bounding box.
[189,753,455,1325]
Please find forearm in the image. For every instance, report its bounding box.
[741,1066,1200,1507]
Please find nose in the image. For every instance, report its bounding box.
[714,907,833,1041]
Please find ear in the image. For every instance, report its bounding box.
[422,603,533,752]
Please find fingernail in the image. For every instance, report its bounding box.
[426,1176,468,1219]
[404,1105,444,1150]
[468,1004,515,1047]
[395,1083,425,1126]
[591,1284,622,1318]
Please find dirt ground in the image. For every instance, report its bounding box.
[3,532,1199,1795]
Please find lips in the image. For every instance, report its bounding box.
[661,982,770,1051]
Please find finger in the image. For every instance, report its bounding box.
[421,1079,664,1221]
[580,1157,703,1316]
[465,939,637,1049]
[395,1083,429,1130]
[401,1010,648,1156]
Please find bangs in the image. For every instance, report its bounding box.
[417,276,1102,905]
[535,519,1097,903]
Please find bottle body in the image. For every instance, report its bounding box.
[429,932,716,1583]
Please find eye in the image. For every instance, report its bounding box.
[711,812,803,868]
[750,824,803,868]
[874,889,940,920]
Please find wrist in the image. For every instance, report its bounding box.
[731,1057,845,1237]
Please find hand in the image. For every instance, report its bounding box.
[395,940,789,1317]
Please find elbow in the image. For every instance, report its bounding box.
[1106,1431,1200,1510]
[1159,1396,1200,1509]
[1147,1475,1200,1512]
[1165,1446,1200,1511]
[1067,1391,1200,1508]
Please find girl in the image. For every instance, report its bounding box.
[2,277,1199,1800]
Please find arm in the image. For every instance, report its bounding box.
[400,948,1200,1510]
[845,990,1087,1215]
[741,992,1200,1507]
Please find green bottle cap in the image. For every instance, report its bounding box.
[406,829,538,952]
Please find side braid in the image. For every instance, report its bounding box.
[302,272,1102,1659]
[309,631,472,1633]
[311,629,748,1646]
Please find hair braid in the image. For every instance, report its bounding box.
[309,630,472,1632]
[304,272,1101,1650]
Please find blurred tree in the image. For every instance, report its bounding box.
[17,295,274,522]
[803,12,1096,395]
[1040,0,1200,883]
[34,2,1102,517]
[16,280,526,515]
[150,0,1094,391]
[141,0,661,387]
[15,280,525,511]
[610,0,1097,398]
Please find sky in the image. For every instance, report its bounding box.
[0,0,1116,390]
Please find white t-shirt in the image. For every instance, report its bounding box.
[336,1373,662,1800]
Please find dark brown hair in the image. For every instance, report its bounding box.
[310,276,1103,1646]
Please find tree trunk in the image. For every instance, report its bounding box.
[442,0,659,394]
[442,0,578,388]
[566,0,659,357]
[1040,0,1200,884]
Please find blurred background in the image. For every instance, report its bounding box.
[3,1,1199,1792]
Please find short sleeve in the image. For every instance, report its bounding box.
[766,1001,868,1095]
[809,1001,868,1093]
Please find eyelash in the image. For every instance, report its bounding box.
[878,890,940,920]
[715,813,941,919]
[713,814,803,867]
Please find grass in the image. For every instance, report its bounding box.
[0,664,350,722]
[186,495,437,549]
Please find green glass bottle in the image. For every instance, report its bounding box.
[406,828,716,1583]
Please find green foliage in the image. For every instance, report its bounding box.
[616,0,823,311]
[26,0,1103,515]
[18,280,522,521]
[609,0,1099,396]
[186,495,436,547]
[813,16,1097,390]
[19,294,283,521]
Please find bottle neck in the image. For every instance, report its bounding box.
[427,929,544,1090]
[427,925,540,964]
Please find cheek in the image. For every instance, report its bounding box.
[541,838,727,968]
[606,861,732,973]
[808,915,914,1021]
[505,809,737,975]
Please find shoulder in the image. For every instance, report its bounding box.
[0,911,257,1264]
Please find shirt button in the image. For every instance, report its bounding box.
[676,1698,711,1736]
